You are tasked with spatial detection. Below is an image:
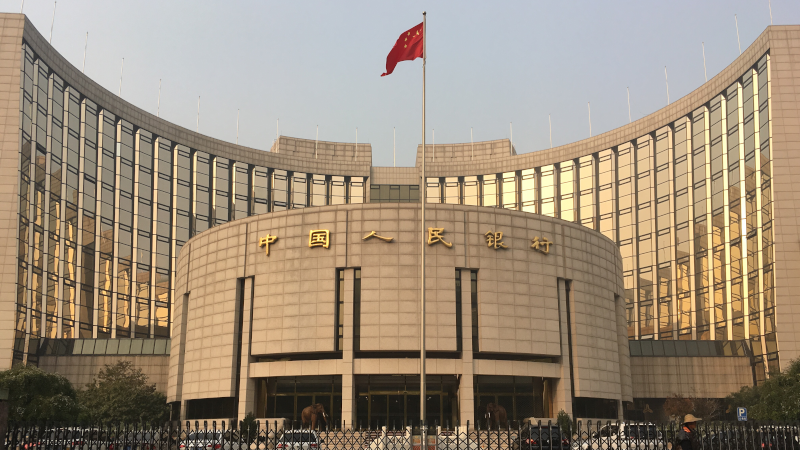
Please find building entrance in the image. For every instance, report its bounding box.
[257,375,342,427]
[355,375,458,429]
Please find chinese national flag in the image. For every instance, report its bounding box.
[381,22,423,77]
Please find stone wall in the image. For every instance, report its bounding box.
[630,356,753,399]
[39,355,170,394]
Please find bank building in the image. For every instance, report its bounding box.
[1,13,800,426]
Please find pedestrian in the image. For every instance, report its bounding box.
[677,414,702,450]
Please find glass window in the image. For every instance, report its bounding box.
[311,174,327,207]
[539,166,554,217]
[291,172,308,208]
[559,162,575,221]
[350,177,365,204]
[193,151,211,233]
[501,172,517,210]
[272,169,288,211]
[252,167,270,214]
[330,176,346,205]
[213,156,231,224]
[426,177,441,204]
[233,162,250,219]
[463,176,480,206]
[520,169,536,213]
[444,177,460,205]
[578,155,595,229]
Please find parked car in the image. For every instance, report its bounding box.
[180,431,241,450]
[512,426,570,450]
[573,423,664,450]
[276,430,322,450]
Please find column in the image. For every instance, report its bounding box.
[553,278,573,416]
[457,269,474,428]
[237,277,256,420]
[341,268,356,427]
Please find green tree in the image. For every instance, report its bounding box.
[556,409,573,439]
[725,358,800,422]
[78,361,168,425]
[239,412,258,443]
[0,364,80,422]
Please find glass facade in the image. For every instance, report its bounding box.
[420,55,775,380]
[13,39,777,379]
[13,42,367,364]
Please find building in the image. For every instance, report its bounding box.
[0,13,798,423]
[168,202,631,424]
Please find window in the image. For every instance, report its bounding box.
[353,269,361,352]
[455,270,462,352]
[471,270,478,352]
[335,270,345,351]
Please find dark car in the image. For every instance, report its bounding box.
[513,426,570,450]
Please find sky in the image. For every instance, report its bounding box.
[9,0,800,167]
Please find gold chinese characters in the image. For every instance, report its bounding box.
[531,236,553,255]
[427,227,452,248]
[484,231,508,249]
[258,234,278,255]
[252,228,553,255]
[309,230,331,248]
[362,231,393,242]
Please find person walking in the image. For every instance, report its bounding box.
[677,414,702,450]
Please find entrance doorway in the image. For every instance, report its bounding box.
[473,375,550,427]
[355,375,459,429]
[257,376,342,427]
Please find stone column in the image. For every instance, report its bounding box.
[457,269,474,428]
[341,269,356,427]
[554,278,573,417]
[237,277,256,421]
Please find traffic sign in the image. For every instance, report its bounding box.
[737,407,747,421]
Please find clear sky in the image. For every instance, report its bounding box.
[10,0,800,167]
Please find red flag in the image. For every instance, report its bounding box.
[381,22,423,77]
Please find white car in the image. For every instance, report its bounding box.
[276,430,322,450]
[572,423,665,450]
[179,431,242,450]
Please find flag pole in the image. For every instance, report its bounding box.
[420,10,427,431]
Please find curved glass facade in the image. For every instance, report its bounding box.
[12,37,777,382]
[421,54,775,381]
[15,42,366,365]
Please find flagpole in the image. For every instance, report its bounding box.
[420,10,427,430]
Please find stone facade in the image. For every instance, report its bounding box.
[168,203,630,422]
[38,355,170,394]
[630,356,753,399]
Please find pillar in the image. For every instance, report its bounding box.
[237,277,256,421]
[457,269,474,428]
[340,269,356,427]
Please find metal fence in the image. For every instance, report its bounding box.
[4,420,799,450]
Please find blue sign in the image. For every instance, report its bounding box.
[737,407,747,421]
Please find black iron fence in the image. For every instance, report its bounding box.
[4,420,799,450]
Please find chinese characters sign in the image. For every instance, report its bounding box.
[257,228,553,255]
[484,231,508,249]
[309,230,331,248]
[427,227,453,248]
[531,236,553,254]
[258,234,278,255]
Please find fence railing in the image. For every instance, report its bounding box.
[4,420,799,450]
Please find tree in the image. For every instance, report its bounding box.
[663,393,722,423]
[78,361,169,425]
[692,397,722,421]
[726,358,800,422]
[239,412,258,443]
[556,409,573,439]
[0,364,80,422]
[663,394,693,422]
